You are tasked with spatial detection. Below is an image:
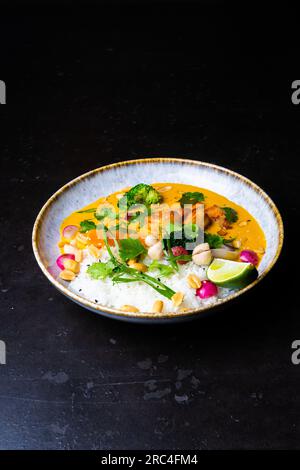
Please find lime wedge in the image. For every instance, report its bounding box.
[207,258,258,289]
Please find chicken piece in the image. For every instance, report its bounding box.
[205,204,231,229]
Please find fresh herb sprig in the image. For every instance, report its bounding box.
[164,238,179,272]
[223,207,238,223]
[204,232,236,248]
[178,192,204,206]
[80,220,97,233]
[88,225,175,300]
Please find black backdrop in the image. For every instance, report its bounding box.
[0,0,298,450]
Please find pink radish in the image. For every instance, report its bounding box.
[239,249,258,266]
[56,254,75,270]
[62,225,79,239]
[196,280,218,299]
[171,246,189,264]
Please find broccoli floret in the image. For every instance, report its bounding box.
[144,187,162,205]
[118,183,162,209]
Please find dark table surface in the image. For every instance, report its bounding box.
[0,2,298,450]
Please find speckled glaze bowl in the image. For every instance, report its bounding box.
[32,158,283,323]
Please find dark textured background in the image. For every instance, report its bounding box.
[0,1,298,450]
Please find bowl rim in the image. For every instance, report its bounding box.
[32,157,284,320]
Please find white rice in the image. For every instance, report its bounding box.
[68,249,233,313]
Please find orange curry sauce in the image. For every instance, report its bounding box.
[60,183,266,262]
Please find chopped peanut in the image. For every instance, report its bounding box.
[238,221,247,227]
[128,261,148,272]
[63,244,76,255]
[120,305,140,313]
[232,239,242,249]
[59,270,76,281]
[171,292,184,307]
[74,249,82,262]
[152,300,164,313]
[76,232,89,248]
[187,274,202,289]
[63,259,80,273]
[88,244,101,258]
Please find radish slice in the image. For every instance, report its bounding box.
[239,250,258,266]
[56,254,75,270]
[196,280,218,299]
[62,225,79,239]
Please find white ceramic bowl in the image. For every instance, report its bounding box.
[32,158,283,323]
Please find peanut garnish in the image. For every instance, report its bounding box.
[152,300,164,313]
[120,305,140,313]
[59,270,76,281]
[63,244,76,255]
[238,221,247,227]
[187,274,202,289]
[63,259,80,273]
[128,260,148,272]
[171,292,184,307]
[76,233,89,248]
[88,244,101,258]
[232,239,242,249]
[74,248,82,262]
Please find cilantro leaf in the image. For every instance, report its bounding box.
[95,207,115,221]
[118,238,147,262]
[148,260,175,277]
[87,261,115,280]
[223,207,238,223]
[80,220,96,233]
[178,192,204,206]
[204,232,224,248]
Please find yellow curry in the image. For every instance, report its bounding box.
[60,182,266,260]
